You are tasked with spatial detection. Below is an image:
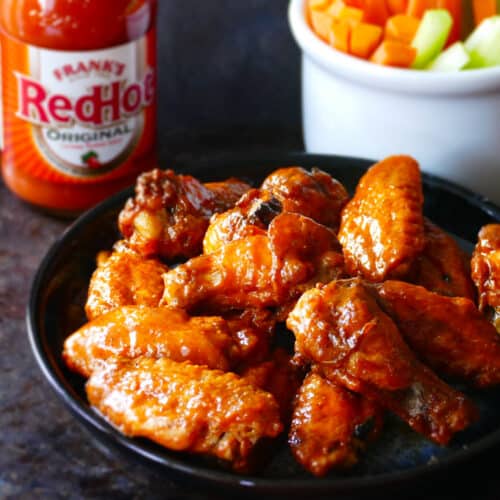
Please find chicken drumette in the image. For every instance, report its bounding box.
[289,372,382,476]
[471,224,500,332]
[372,280,500,387]
[203,189,281,254]
[118,169,250,260]
[260,166,349,230]
[87,357,283,472]
[287,278,477,445]
[203,166,349,255]
[411,219,475,300]
[161,212,345,312]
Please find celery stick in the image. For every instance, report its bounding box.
[465,17,499,52]
[411,10,453,69]
[427,42,470,71]
[465,16,500,68]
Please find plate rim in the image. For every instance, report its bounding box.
[26,151,500,494]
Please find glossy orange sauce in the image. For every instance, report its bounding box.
[0,0,157,215]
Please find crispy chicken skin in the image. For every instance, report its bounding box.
[240,348,304,423]
[289,372,382,476]
[287,279,477,445]
[161,212,344,312]
[338,156,425,282]
[261,167,349,230]
[63,306,234,377]
[224,308,276,366]
[203,189,281,254]
[118,169,250,260]
[471,224,500,332]
[412,219,475,300]
[373,281,500,387]
[85,241,168,320]
[87,357,283,472]
[204,165,350,255]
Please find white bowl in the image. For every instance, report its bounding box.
[288,0,500,204]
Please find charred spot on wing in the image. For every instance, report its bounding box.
[248,196,282,227]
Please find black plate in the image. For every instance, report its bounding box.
[27,152,500,496]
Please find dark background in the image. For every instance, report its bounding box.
[155,0,304,163]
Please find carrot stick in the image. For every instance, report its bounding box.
[385,14,420,43]
[436,0,462,44]
[406,0,437,18]
[328,20,351,52]
[310,9,335,41]
[370,39,417,66]
[345,0,363,7]
[363,0,390,26]
[350,22,383,57]
[338,6,364,27]
[472,0,496,26]
[387,0,409,15]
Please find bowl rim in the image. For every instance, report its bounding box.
[288,0,500,96]
[26,151,500,494]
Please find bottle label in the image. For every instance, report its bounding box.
[1,28,156,182]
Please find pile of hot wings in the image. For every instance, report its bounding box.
[63,155,500,476]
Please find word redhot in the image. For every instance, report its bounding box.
[15,69,155,127]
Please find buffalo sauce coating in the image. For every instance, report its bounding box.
[86,357,283,472]
[161,212,344,312]
[287,278,477,445]
[338,155,425,282]
[289,372,382,477]
[85,241,168,320]
[63,306,234,377]
[118,169,250,260]
[471,224,500,332]
[411,219,475,300]
[203,189,279,255]
[240,348,304,423]
[224,308,277,366]
[261,166,349,230]
[373,280,500,387]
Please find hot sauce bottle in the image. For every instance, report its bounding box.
[0,0,157,215]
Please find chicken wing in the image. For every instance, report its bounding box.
[261,166,349,230]
[471,224,500,332]
[372,280,500,387]
[63,306,234,377]
[412,219,475,299]
[85,241,168,320]
[338,156,425,282]
[161,212,344,312]
[287,279,477,445]
[289,372,382,476]
[203,189,281,254]
[118,169,250,260]
[240,348,304,423]
[86,357,283,472]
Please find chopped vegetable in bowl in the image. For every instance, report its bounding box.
[306,0,500,70]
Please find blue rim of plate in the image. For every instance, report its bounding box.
[26,151,500,495]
